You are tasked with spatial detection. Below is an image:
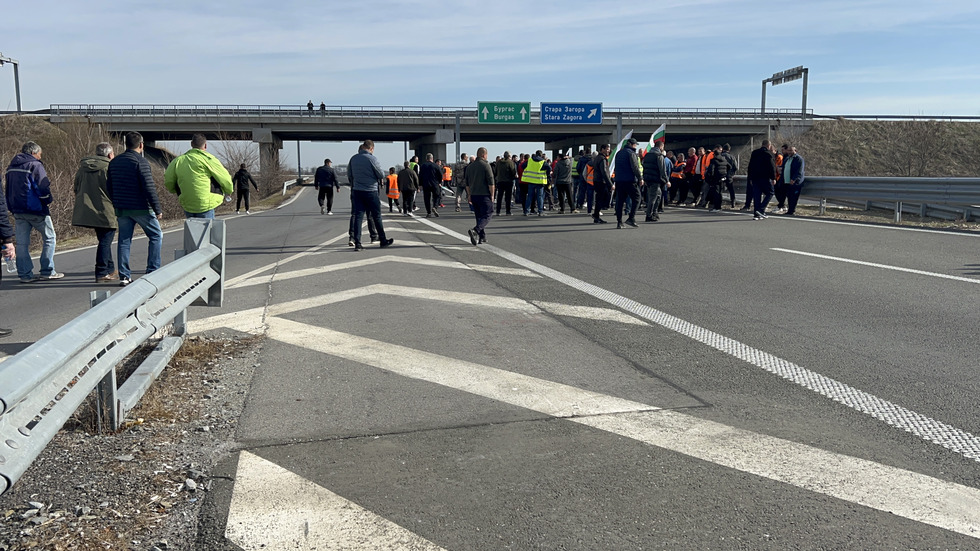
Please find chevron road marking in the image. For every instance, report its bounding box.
[252,316,980,540]
[772,247,980,284]
[414,217,980,465]
[226,451,446,551]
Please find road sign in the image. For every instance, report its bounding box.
[477,101,531,124]
[771,66,805,86]
[540,102,603,125]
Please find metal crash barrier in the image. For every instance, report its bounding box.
[0,219,225,496]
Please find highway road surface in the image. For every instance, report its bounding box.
[4,189,980,549]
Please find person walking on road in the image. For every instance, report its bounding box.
[493,151,517,216]
[385,167,401,213]
[613,138,643,228]
[397,161,419,216]
[5,141,63,282]
[642,139,668,222]
[781,146,806,216]
[452,152,469,212]
[106,132,164,287]
[164,133,234,219]
[705,145,731,212]
[232,163,259,214]
[314,158,339,214]
[418,154,442,217]
[747,140,777,220]
[522,150,551,216]
[553,152,575,214]
[0,175,15,336]
[72,142,118,282]
[465,147,495,245]
[591,144,613,224]
[347,140,393,251]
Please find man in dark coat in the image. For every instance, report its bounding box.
[465,147,496,245]
[5,141,62,282]
[313,158,339,215]
[233,163,259,214]
[418,153,443,217]
[397,161,420,216]
[0,160,15,336]
[747,140,778,220]
[591,144,613,224]
[642,141,668,222]
[72,142,118,282]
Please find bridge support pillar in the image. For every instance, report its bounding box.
[411,129,453,163]
[252,128,283,178]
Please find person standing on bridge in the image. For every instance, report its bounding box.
[5,141,63,282]
[397,161,419,216]
[418,153,443,218]
[613,138,643,228]
[347,140,393,251]
[591,144,613,224]
[232,163,259,214]
[314,158,339,214]
[106,132,163,287]
[465,147,495,245]
[72,142,118,282]
[164,133,234,219]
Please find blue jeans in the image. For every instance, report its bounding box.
[117,212,163,279]
[94,227,116,277]
[576,184,594,213]
[185,210,215,219]
[14,214,56,280]
[350,190,387,245]
[524,184,544,214]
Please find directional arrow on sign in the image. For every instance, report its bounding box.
[481,106,488,118]
[588,108,597,119]
[520,106,527,120]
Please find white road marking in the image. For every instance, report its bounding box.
[228,256,539,289]
[275,186,305,209]
[534,301,648,326]
[415,217,980,463]
[772,247,980,284]
[384,227,445,235]
[226,451,445,551]
[265,317,980,540]
[225,231,351,287]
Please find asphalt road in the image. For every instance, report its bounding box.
[6,189,980,549]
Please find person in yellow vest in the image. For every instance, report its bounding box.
[385,167,400,213]
[521,150,551,216]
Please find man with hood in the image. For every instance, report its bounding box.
[72,142,118,282]
[5,141,62,282]
[232,163,259,214]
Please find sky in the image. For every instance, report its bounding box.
[2,0,979,169]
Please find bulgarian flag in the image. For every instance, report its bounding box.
[646,124,666,152]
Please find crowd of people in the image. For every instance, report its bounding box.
[321,138,806,246]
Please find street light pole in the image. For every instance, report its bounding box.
[0,53,22,112]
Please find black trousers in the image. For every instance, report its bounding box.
[422,186,438,214]
[236,189,251,211]
[401,190,416,213]
[317,186,335,211]
[495,182,512,214]
[593,185,612,219]
[614,181,640,222]
[555,184,574,211]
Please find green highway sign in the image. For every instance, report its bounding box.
[477,101,531,124]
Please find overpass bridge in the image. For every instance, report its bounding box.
[49,104,812,172]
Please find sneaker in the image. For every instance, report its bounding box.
[433,210,440,217]
[708,208,718,212]
[625,219,638,228]
[478,238,487,244]
[455,207,461,212]
[327,211,333,215]
[321,206,326,214]
[119,277,132,287]
[0,327,11,338]
[379,238,394,248]
[236,210,241,214]
[19,277,36,284]
[348,238,355,247]
[96,271,118,283]
[353,244,364,251]
[467,229,478,246]
[370,237,378,244]
[246,210,251,215]
[616,222,624,229]
[40,272,65,280]
[425,213,433,218]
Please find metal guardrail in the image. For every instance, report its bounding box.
[48,104,811,121]
[0,219,225,496]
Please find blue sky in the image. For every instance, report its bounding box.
[2,0,978,168]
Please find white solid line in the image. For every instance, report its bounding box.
[414,217,980,463]
[225,231,350,287]
[772,247,980,284]
[533,301,648,326]
[275,186,305,209]
[265,317,980,539]
[226,451,446,551]
[267,317,658,418]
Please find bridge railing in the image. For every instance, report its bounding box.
[0,219,225,496]
[49,104,810,121]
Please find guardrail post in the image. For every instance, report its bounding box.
[90,291,118,433]
[183,220,225,307]
[919,204,928,218]
[173,249,187,337]
[894,202,903,223]
[819,198,826,215]
[965,208,972,222]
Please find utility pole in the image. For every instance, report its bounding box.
[0,53,22,112]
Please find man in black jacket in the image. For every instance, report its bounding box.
[642,141,668,222]
[591,144,613,224]
[721,143,739,208]
[747,140,778,220]
[493,152,517,215]
[0,169,15,336]
[705,145,731,212]
[233,163,259,214]
[106,132,163,287]
[314,158,339,214]
[418,153,443,217]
